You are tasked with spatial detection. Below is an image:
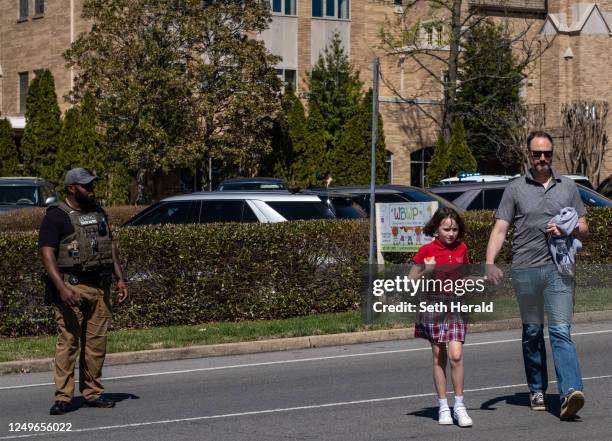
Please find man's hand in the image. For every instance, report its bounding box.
[59,285,81,307]
[485,264,504,285]
[116,279,128,303]
[546,222,562,237]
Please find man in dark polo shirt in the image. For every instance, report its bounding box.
[39,167,128,415]
[485,130,590,420]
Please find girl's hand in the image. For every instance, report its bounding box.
[423,256,436,275]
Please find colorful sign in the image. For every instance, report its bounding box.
[375,201,438,256]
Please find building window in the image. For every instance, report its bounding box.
[19,0,28,19]
[272,0,296,15]
[276,68,297,92]
[421,21,444,47]
[386,152,393,183]
[312,0,348,19]
[410,147,433,188]
[19,72,29,115]
[337,0,348,19]
[35,0,44,16]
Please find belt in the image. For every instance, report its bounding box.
[61,272,106,286]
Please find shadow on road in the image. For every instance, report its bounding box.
[56,393,139,415]
[480,392,581,420]
[406,406,438,421]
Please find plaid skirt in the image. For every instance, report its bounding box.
[414,294,467,343]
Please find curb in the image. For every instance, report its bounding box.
[2,310,612,376]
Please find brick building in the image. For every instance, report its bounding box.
[1,0,611,187]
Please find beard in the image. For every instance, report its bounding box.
[534,162,550,173]
[75,192,96,207]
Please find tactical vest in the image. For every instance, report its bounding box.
[53,201,113,272]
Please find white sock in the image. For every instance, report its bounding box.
[438,398,449,411]
[455,395,464,407]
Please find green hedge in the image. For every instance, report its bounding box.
[0,205,145,232]
[0,220,368,337]
[0,208,610,337]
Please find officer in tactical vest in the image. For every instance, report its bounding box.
[39,167,128,416]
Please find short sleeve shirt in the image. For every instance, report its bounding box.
[413,239,469,265]
[413,239,469,288]
[496,169,586,268]
[38,207,74,251]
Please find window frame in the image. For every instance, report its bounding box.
[271,0,297,16]
[19,71,29,115]
[19,0,28,20]
[410,147,433,188]
[34,0,44,17]
[312,0,349,20]
[276,68,297,92]
[420,20,445,48]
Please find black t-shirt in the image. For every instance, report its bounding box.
[38,207,74,250]
[38,204,111,250]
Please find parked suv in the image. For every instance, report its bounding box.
[297,189,367,219]
[0,177,58,212]
[597,175,612,198]
[123,191,336,226]
[216,177,288,191]
[428,180,612,210]
[327,185,465,214]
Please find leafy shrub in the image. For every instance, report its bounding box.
[1,208,609,337]
[0,205,145,232]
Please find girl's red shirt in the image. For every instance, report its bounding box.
[412,238,469,265]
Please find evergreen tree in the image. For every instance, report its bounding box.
[308,32,363,148]
[425,135,450,186]
[263,88,307,182]
[294,103,327,187]
[20,70,61,182]
[447,118,477,176]
[455,19,524,172]
[55,93,128,204]
[57,108,83,174]
[0,118,20,176]
[329,90,388,185]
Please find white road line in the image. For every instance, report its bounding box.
[1,374,611,440]
[1,328,611,391]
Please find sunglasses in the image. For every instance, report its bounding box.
[78,182,95,191]
[530,150,553,159]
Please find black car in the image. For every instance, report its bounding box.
[298,189,368,219]
[597,175,612,198]
[0,177,58,212]
[428,180,612,210]
[327,185,465,214]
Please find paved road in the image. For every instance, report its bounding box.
[1,321,612,440]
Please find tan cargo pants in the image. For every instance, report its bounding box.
[53,282,112,402]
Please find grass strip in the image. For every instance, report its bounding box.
[0,311,392,363]
[1,288,610,364]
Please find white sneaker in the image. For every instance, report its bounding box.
[438,408,453,425]
[453,405,473,427]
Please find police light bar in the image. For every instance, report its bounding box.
[457,171,481,179]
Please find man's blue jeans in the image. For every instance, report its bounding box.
[511,264,583,399]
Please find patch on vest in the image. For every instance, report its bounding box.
[79,214,98,226]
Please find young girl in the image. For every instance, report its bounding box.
[409,207,472,427]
